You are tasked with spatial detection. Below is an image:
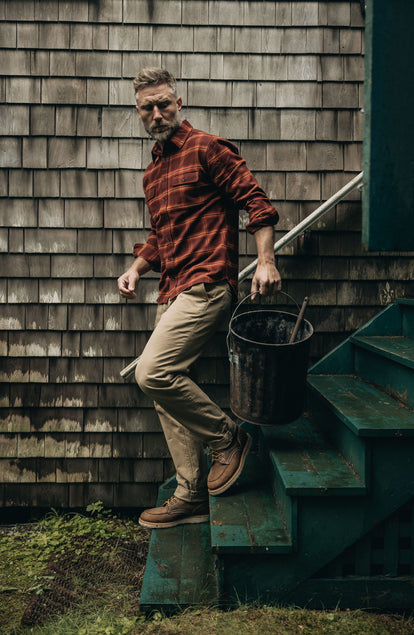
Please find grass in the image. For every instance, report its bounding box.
[0,502,149,634]
[10,605,414,635]
[1,504,413,635]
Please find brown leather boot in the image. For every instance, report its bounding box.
[139,495,209,529]
[207,427,252,496]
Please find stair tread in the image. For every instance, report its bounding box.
[263,417,366,495]
[308,374,414,437]
[210,455,292,554]
[352,334,414,369]
[139,481,219,612]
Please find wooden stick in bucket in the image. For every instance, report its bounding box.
[289,296,309,344]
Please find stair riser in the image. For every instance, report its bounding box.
[259,432,297,547]
[307,391,368,484]
[309,340,354,375]
[309,303,403,378]
[401,304,414,338]
[370,437,414,497]
[356,303,402,337]
[140,521,220,612]
[354,347,414,409]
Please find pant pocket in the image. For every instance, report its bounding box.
[183,283,209,302]
[204,281,232,303]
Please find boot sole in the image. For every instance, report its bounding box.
[208,432,252,496]
[138,513,210,529]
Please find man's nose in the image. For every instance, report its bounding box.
[153,105,162,120]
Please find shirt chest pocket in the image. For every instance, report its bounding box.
[169,171,201,211]
[171,171,199,188]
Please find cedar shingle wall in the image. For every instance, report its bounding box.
[1,1,412,508]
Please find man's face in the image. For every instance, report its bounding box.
[136,83,182,144]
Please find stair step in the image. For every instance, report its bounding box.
[308,374,414,437]
[139,480,219,612]
[352,335,414,370]
[352,334,414,409]
[263,417,366,496]
[210,454,292,554]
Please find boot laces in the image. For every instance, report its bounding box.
[163,495,178,507]
[209,448,225,462]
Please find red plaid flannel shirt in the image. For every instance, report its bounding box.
[134,120,279,303]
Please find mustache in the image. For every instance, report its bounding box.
[149,123,172,134]
[146,117,181,141]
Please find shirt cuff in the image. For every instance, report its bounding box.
[133,242,161,272]
[246,208,279,234]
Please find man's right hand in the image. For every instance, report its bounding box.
[117,268,140,299]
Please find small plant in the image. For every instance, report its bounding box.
[86,500,110,518]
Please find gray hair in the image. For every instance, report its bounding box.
[133,67,177,97]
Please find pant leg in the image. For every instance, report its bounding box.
[136,281,238,502]
[154,401,208,501]
[150,300,208,502]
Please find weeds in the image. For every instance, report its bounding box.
[0,502,149,633]
[17,605,414,635]
[1,505,413,634]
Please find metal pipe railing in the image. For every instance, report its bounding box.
[239,171,364,284]
[120,171,363,378]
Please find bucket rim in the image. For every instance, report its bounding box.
[230,308,314,347]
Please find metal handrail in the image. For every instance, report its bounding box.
[120,171,363,378]
[239,171,364,284]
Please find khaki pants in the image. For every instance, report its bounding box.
[135,282,238,502]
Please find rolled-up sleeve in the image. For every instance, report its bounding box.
[206,137,279,234]
[133,229,161,272]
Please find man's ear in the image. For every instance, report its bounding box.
[176,97,182,111]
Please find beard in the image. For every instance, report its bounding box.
[146,111,182,143]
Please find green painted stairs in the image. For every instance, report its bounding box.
[140,299,414,612]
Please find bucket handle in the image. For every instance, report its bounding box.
[226,290,301,362]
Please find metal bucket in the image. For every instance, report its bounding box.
[228,292,313,426]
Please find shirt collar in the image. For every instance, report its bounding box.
[151,120,193,159]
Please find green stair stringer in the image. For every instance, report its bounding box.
[285,496,414,610]
[219,430,414,605]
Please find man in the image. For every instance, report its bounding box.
[118,67,281,529]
